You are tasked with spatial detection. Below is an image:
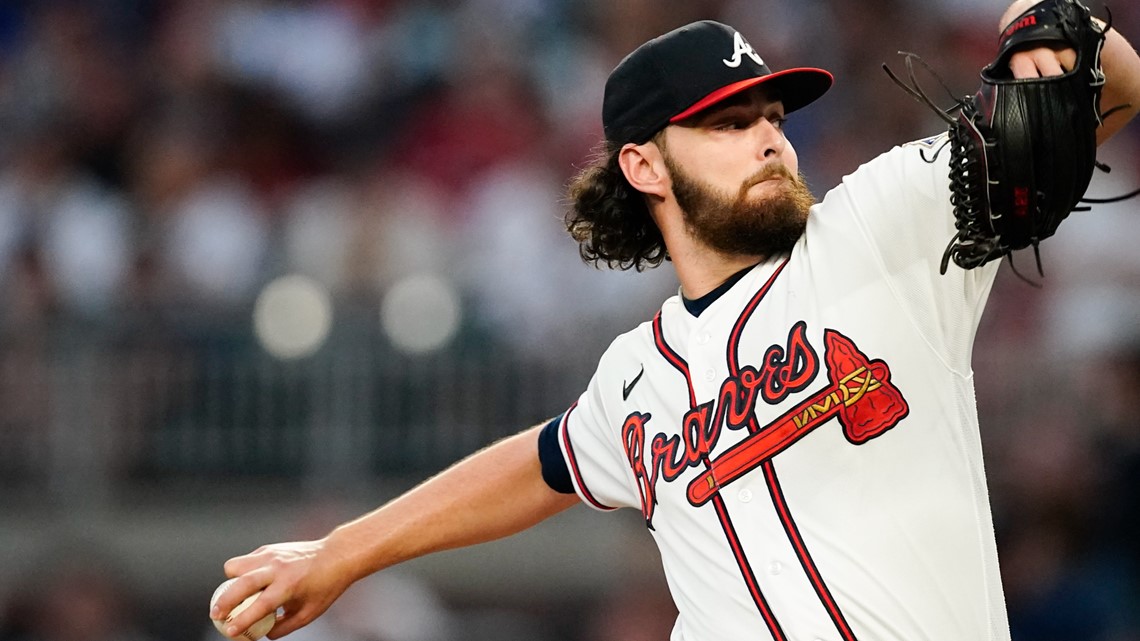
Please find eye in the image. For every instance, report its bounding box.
[769,116,788,130]
[711,114,766,131]
[713,117,753,131]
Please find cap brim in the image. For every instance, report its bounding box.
[669,67,834,123]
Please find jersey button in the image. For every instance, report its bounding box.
[704,368,716,381]
[697,332,710,345]
[768,561,783,575]
[738,489,752,503]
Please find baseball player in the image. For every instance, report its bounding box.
[213,2,1140,640]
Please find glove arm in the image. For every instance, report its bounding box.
[1094,25,1140,145]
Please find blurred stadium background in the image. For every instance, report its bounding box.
[0,1,1137,640]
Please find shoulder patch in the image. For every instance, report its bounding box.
[903,133,949,149]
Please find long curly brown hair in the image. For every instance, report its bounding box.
[564,138,668,271]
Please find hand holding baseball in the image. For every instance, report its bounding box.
[212,539,354,639]
[210,580,275,640]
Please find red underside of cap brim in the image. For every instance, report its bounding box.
[669,67,834,123]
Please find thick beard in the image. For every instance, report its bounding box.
[665,154,816,259]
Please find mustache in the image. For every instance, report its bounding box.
[737,163,799,199]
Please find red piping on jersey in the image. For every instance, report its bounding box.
[652,311,697,408]
[762,461,858,641]
[560,403,618,511]
[727,259,789,358]
[652,308,787,641]
[727,259,859,641]
[712,492,786,641]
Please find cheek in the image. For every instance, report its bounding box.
[782,141,799,175]
[673,148,739,191]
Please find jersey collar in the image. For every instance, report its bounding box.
[682,263,756,317]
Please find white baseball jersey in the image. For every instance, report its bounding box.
[552,135,1011,641]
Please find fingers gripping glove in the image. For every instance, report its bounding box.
[884,0,1116,276]
[941,0,1107,274]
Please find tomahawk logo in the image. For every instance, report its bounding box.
[723,31,764,68]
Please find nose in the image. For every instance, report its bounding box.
[754,119,786,160]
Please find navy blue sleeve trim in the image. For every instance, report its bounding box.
[538,413,575,494]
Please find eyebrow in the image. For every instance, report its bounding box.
[685,92,785,124]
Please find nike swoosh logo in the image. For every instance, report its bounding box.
[622,365,645,401]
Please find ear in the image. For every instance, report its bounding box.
[618,141,670,200]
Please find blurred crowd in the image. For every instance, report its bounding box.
[0,0,691,352]
[1,0,1139,640]
[6,0,1135,349]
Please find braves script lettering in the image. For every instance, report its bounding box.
[623,322,820,527]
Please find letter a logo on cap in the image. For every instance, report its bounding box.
[722,31,763,68]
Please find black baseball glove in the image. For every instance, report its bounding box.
[886,0,1134,277]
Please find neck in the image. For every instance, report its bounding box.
[673,245,763,299]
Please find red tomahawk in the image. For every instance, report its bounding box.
[687,330,909,506]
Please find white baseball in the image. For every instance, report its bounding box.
[210,579,276,641]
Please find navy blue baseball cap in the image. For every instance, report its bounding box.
[603,21,834,145]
